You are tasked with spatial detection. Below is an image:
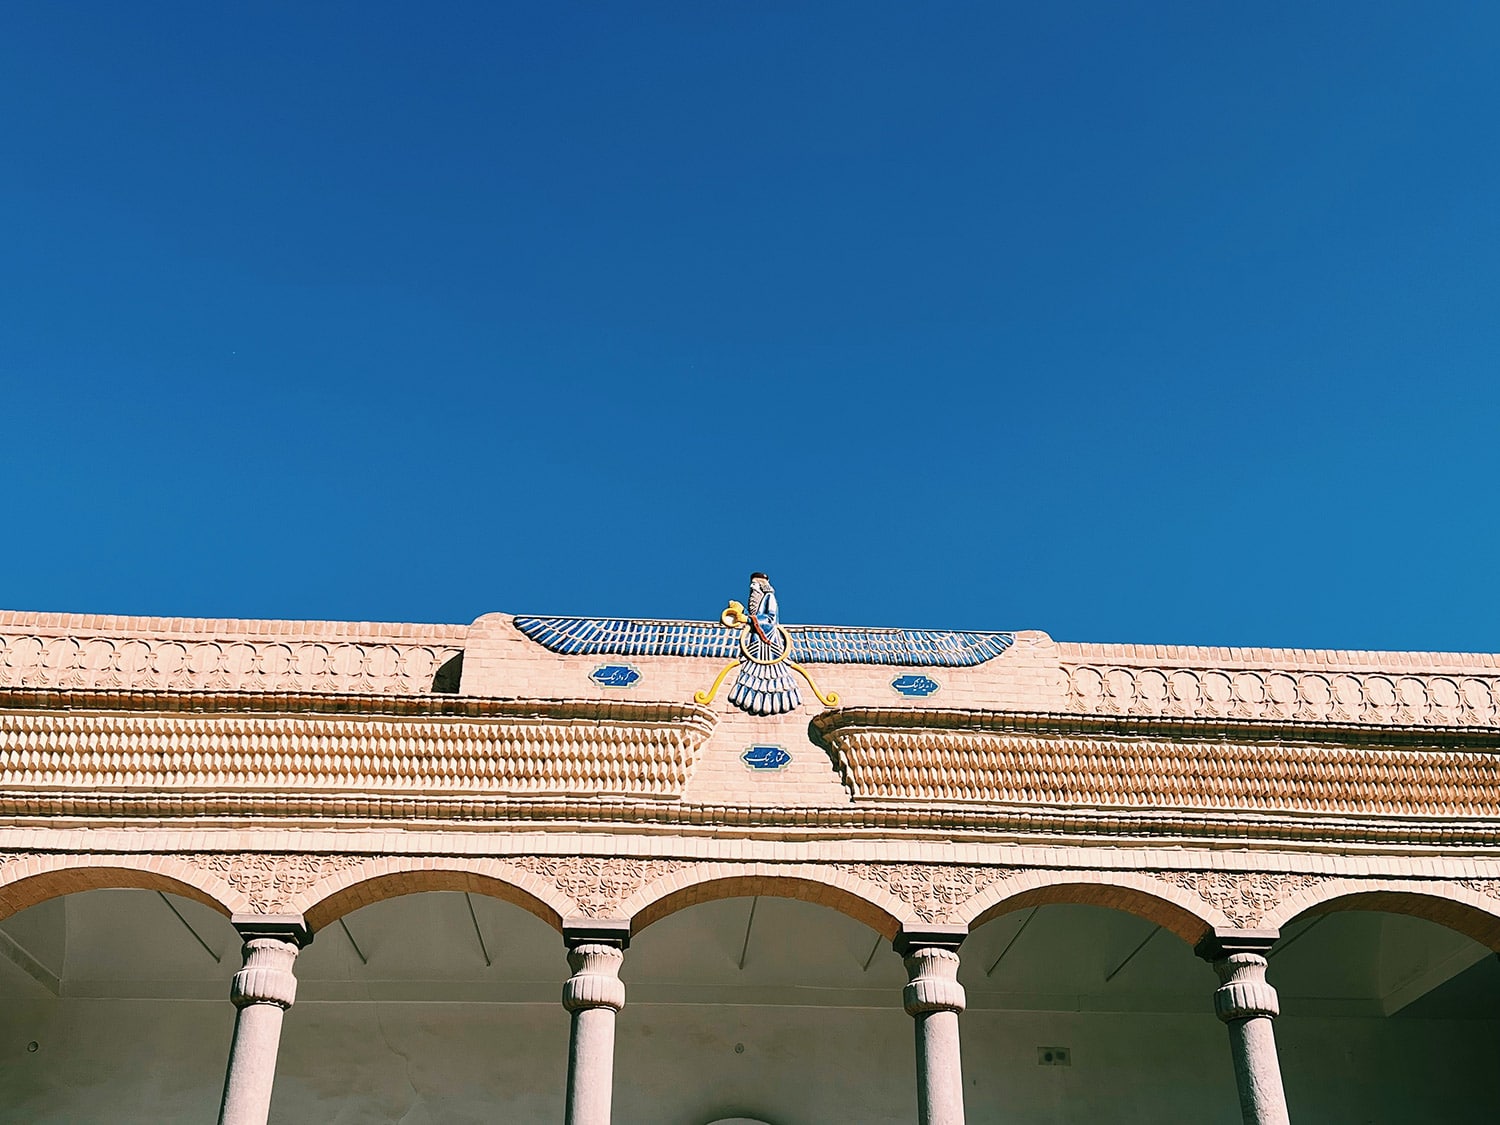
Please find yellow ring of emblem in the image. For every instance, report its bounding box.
[740,623,793,667]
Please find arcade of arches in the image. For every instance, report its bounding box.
[2,606,1500,1123]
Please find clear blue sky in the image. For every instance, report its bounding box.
[3,4,1498,651]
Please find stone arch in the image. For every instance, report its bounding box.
[0,852,232,922]
[300,856,572,933]
[624,863,910,939]
[1264,879,1500,950]
[960,869,1228,946]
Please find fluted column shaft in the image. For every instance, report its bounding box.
[563,928,627,1125]
[898,930,967,1125]
[217,919,310,1125]
[1200,934,1290,1125]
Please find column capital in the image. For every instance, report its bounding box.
[563,942,626,1013]
[901,941,966,1016]
[1197,934,1282,1025]
[1194,929,1278,962]
[562,919,630,951]
[230,929,305,1011]
[231,914,313,949]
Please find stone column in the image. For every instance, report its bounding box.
[217,916,311,1125]
[896,927,968,1125]
[1197,932,1290,1125]
[563,922,629,1125]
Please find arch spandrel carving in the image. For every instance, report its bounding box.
[829,863,1016,925]
[507,855,694,921]
[1154,871,1325,930]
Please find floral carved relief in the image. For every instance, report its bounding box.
[833,863,1016,923]
[181,853,368,914]
[1156,871,1324,928]
[1454,879,1500,902]
[506,856,693,918]
[0,851,39,879]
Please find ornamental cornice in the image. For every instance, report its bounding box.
[813,708,1500,818]
[0,697,715,801]
[0,688,714,724]
[5,793,1500,850]
[812,706,1500,749]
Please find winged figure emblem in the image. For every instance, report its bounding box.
[512,578,1015,717]
[721,573,807,715]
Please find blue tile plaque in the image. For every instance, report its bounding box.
[741,745,791,771]
[891,673,940,698]
[590,664,641,688]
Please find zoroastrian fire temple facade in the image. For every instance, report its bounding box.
[2,576,1499,1124]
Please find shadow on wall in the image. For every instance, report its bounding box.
[432,653,463,693]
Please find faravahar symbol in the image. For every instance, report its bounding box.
[695,573,839,716]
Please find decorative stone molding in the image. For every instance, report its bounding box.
[0,631,461,695]
[1157,872,1324,929]
[1064,663,1500,727]
[509,857,694,919]
[814,709,1500,817]
[1456,879,1500,901]
[187,854,367,915]
[833,864,1013,924]
[0,698,713,802]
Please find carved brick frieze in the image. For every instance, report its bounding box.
[1156,871,1325,928]
[1454,879,1500,902]
[182,853,368,914]
[0,851,38,876]
[818,720,1500,817]
[0,633,460,695]
[1065,663,1500,727]
[506,856,693,918]
[0,708,707,800]
[833,863,1015,923]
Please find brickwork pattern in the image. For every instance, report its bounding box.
[817,719,1500,815]
[1059,641,1500,726]
[5,610,1500,965]
[0,611,464,694]
[0,699,711,802]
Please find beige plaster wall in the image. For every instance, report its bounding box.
[3,998,1496,1124]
